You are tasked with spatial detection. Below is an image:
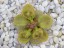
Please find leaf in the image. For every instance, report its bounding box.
[22,4,36,22]
[18,29,31,44]
[38,14,53,29]
[30,27,48,44]
[13,14,29,27]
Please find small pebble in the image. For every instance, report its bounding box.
[49,2,55,9]
[59,38,62,42]
[50,45,55,48]
[15,0,19,6]
[42,0,49,7]
[9,31,14,37]
[6,22,10,27]
[8,43,13,47]
[0,23,5,29]
[56,7,61,14]
[4,19,9,23]
[61,35,64,40]
[38,0,42,2]
[8,6,16,11]
[11,2,15,6]
[49,38,53,44]
[29,45,33,48]
[53,30,59,36]
[33,46,40,48]
[54,0,59,5]
[61,18,64,24]
[1,33,5,38]
[19,0,25,4]
[15,44,21,48]
[4,35,9,41]
[57,19,62,25]
[39,5,45,12]
[55,44,59,48]
[61,4,64,11]
[45,5,49,13]
[46,45,50,48]
[9,38,14,43]
[58,31,62,37]
[26,0,32,3]
[4,27,8,32]
[5,32,8,36]
[14,34,18,39]
[32,0,37,4]
[59,12,64,18]
[54,37,59,43]
[50,13,58,18]
[35,5,39,9]
[40,44,46,48]
[24,45,28,48]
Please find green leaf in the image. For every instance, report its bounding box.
[22,4,36,22]
[30,27,48,44]
[38,14,53,29]
[13,14,29,27]
[18,29,31,44]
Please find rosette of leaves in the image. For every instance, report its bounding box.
[30,27,48,44]
[18,29,31,44]
[13,14,29,28]
[13,4,53,44]
[22,4,36,22]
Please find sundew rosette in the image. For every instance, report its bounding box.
[13,4,53,45]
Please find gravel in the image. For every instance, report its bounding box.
[40,44,46,48]
[0,0,64,48]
